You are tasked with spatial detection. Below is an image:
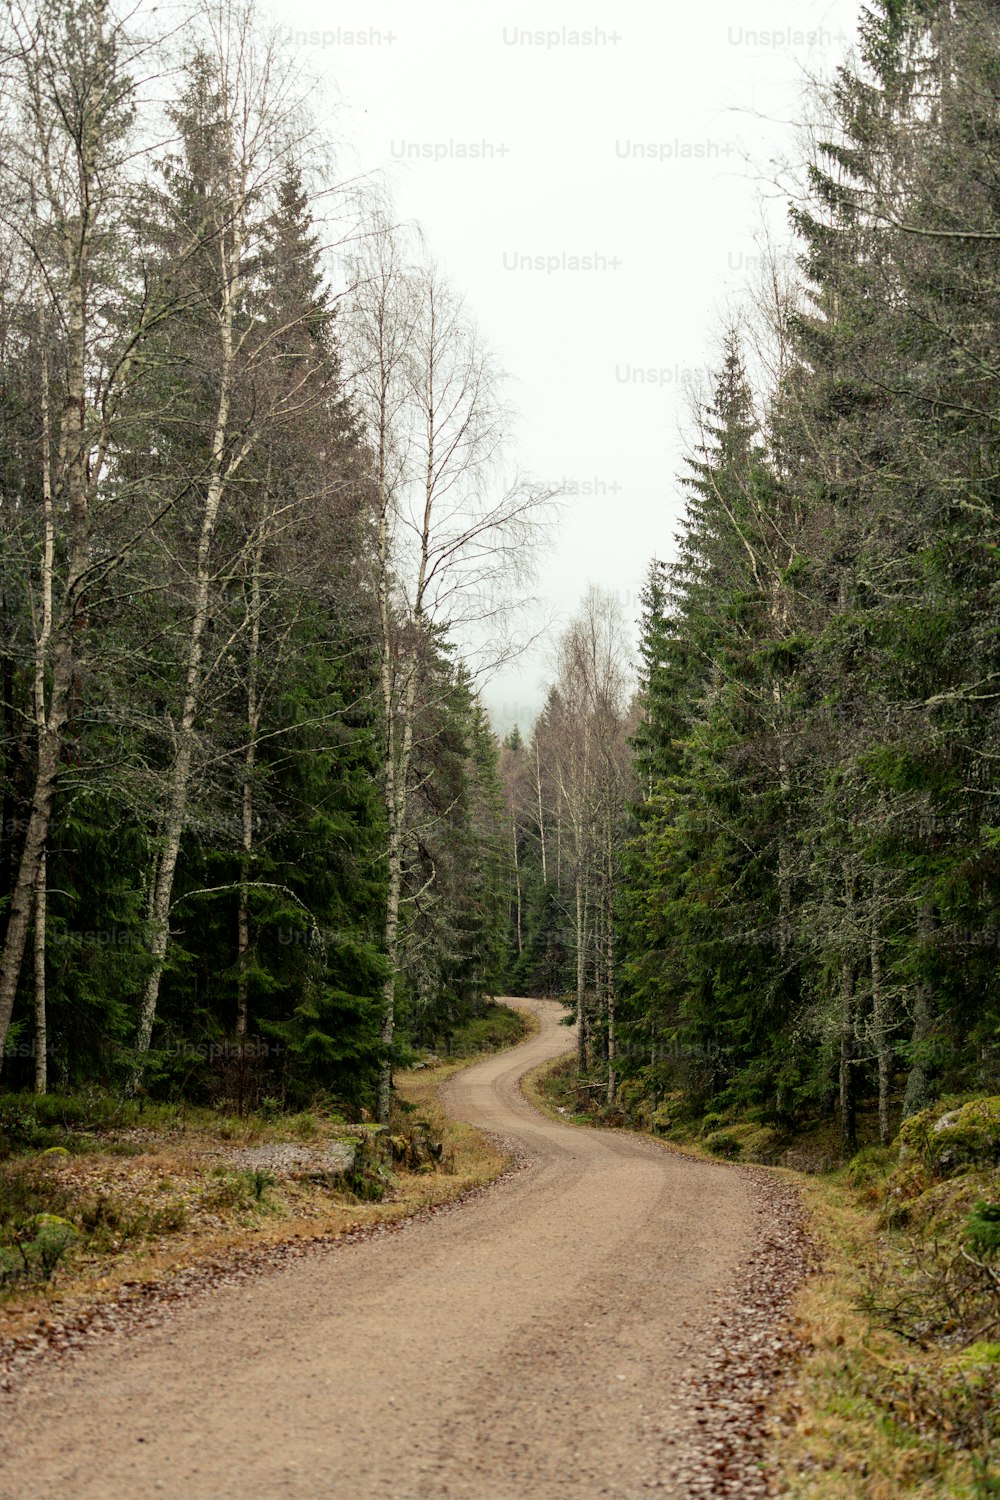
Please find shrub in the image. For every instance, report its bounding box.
[201,1172,254,1212]
[966,1200,1000,1261]
[0,1212,77,1288]
[705,1130,742,1159]
[845,1145,896,1196]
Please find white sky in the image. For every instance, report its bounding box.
[274,0,863,733]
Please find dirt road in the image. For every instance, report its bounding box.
[0,999,761,1499]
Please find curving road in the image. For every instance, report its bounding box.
[0,999,753,1499]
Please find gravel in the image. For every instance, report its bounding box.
[0,1000,816,1499]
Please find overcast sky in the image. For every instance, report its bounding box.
[273,0,864,733]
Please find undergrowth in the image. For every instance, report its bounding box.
[0,1000,529,1311]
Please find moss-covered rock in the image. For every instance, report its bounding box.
[881,1101,1000,1233]
[702,1121,784,1163]
[898,1097,1000,1177]
[844,1144,895,1198]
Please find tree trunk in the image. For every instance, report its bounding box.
[839,956,857,1154]
[512,816,522,955]
[31,337,54,1097]
[575,876,588,1073]
[0,632,73,1073]
[376,516,419,1124]
[0,211,88,1068]
[871,929,892,1145]
[132,475,228,1074]
[902,903,937,1119]
[605,820,617,1107]
[236,544,262,1039]
[0,624,15,935]
[535,740,547,883]
[773,683,791,960]
[132,230,239,1085]
[605,945,617,1106]
[33,851,47,1094]
[378,813,405,1123]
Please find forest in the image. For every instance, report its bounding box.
[1,0,998,1490]
[0,0,542,1121]
[503,0,1000,1153]
[1,0,998,1160]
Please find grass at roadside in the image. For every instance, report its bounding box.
[526,1051,1000,1497]
[0,1001,533,1350]
[768,1167,997,1499]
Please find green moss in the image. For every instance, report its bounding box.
[705,1130,743,1158]
[844,1144,896,1201]
[701,1121,783,1162]
[898,1097,1000,1177]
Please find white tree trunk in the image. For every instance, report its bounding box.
[535,740,547,883]
[132,223,240,1081]
[31,338,54,1096]
[236,546,261,1040]
[0,221,88,1066]
[575,876,588,1073]
[605,818,617,1107]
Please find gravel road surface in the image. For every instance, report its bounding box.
[0,998,795,1499]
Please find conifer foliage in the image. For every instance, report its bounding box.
[509,2,1000,1147]
[0,0,526,1114]
[615,0,1000,1141]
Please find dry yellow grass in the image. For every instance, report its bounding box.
[766,1173,990,1499]
[0,1031,536,1349]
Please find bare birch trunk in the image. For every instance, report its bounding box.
[348,236,547,1120]
[535,740,547,883]
[0,215,88,1067]
[236,542,262,1039]
[376,487,400,1124]
[31,339,54,1095]
[132,222,240,1082]
[605,820,617,1107]
[575,876,588,1073]
[0,4,161,1069]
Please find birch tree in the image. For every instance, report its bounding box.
[0,0,169,1072]
[347,216,549,1120]
[130,10,326,1078]
[546,590,632,1083]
